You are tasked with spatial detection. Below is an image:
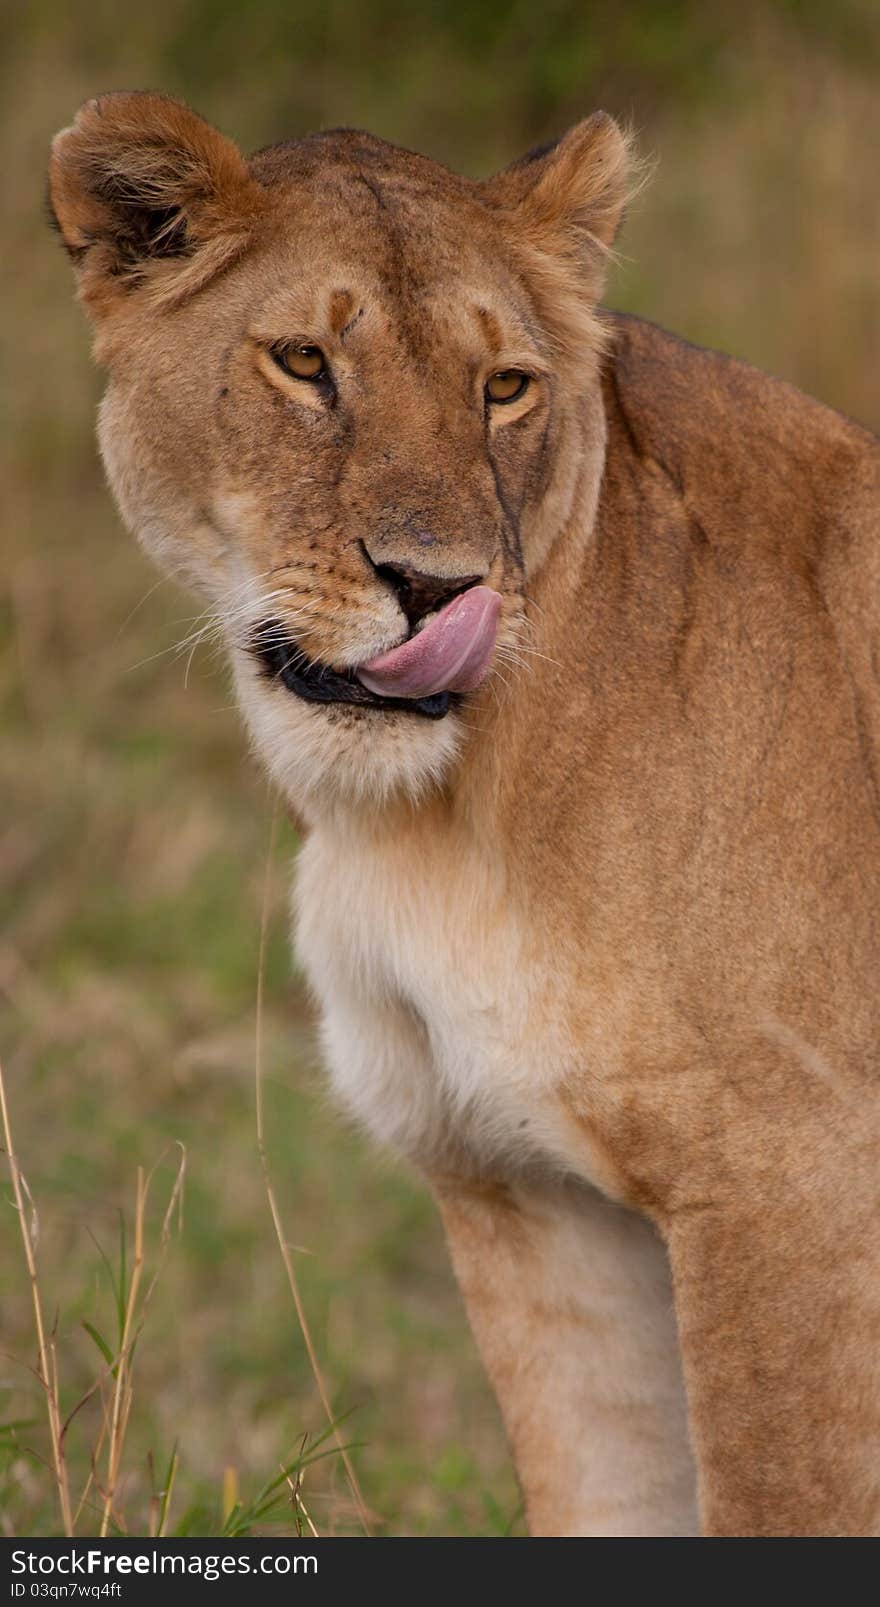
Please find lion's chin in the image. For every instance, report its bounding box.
[233,651,463,813]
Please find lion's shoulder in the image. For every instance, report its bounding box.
[602,310,879,560]
[601,311,880,778]
[605,311,878,478]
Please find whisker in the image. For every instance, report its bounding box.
[114,573,172,638]
[124,623,223,677]
[502,637,562,670]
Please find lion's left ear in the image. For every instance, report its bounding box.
[484,112,634,283]
[49,91,267,316]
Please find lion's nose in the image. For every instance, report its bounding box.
[363,550,485,629]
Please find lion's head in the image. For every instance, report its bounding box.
[49,93,631,808]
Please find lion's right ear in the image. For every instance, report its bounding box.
[480,114,643,362]
[48,92,267,316]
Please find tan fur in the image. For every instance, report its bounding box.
[50,93,880,1536]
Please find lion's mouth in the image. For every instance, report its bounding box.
[251,623,453,719]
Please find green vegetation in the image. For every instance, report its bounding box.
[2,0,878,1536]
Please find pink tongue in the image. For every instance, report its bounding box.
[358,585,502,700]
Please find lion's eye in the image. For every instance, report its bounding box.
[273,343,327,381]
[485,370,530,405]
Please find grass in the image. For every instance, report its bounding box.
[0,1061,367,1536]
[2,0,879,1540]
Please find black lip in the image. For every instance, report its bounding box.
[251,620,453,720]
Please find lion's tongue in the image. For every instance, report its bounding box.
[357,585,501,700]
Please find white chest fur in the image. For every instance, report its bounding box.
[293,817,614,1188]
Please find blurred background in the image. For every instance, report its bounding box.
[2,0,879,1537]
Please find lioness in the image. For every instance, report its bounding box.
[49,92,879,1538]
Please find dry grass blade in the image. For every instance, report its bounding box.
[254,806,372,1536]
[286,1437,320,1539]
[99,1146,186,1536]
[0,1054,74,1535]
[98,1166,146,1535]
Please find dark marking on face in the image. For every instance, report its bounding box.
[482,401,526,570]
[213,345,237,428]
[474,304,504,357]
[526,405,557,508]
[331,412,357,461]
[340,306,365,341]
[356,170,388,211]
[329,287,355,336]
[408,526,439,548]
[484,418,524,571]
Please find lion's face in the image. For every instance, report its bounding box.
[50,96,631,807]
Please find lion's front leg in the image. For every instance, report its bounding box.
[665,1144,880,1536]
[433,1175,698,1537]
